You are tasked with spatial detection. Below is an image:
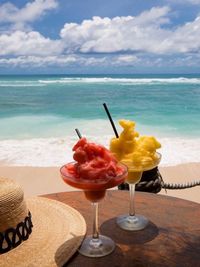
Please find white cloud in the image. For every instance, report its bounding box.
[1,53,200,70]
[0,55,77,67]
[60,6,171,53]
[60,6,200,56]
[113,55,139,65]
[161,16,200,53]
[0,54,138,68]
[0,0,58,30]
[0,55,109,68]
[1,4,200,70]
[0,31,63,56]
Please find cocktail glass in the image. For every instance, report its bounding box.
[60,162,127,257]
[117,152,161,231]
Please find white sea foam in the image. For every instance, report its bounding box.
[0,81,46,87]
[0,136,199,167]
[1,77,200,87]
[38,77,200,85]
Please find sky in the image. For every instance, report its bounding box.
[0,0,200,74]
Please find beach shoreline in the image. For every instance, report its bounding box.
[0,162,199,203]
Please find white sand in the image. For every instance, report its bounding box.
[0,163,199,203]
[159,163,200,203]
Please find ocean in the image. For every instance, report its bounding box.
[0,74,199,166]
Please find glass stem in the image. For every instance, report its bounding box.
[92,202,99,239]
[129,184,136,216]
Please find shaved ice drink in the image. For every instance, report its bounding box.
[60,137,128,257]
[110,119,161,183]
[61,137,127,202]
[109,119,161,231]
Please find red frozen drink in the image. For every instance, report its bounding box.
[61,138,127,202]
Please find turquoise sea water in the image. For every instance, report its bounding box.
[0,74,200,166]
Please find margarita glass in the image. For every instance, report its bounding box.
[60,162,127,257]
[117,152,161,231]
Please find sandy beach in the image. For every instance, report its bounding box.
[0,163,199,203]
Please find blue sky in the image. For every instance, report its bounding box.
[0,0,200,74]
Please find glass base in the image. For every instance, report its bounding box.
[78,235,115,257]
[116,214,149,231]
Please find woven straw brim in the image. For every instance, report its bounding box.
[0,197,86,267]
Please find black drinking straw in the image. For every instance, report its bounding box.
[103,103,119,138]
[75,128,82,139]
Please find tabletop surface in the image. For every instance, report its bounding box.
[43,190,200,267]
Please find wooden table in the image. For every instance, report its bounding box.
[43,191,200,267]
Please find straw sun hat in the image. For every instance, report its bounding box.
[0,178,86,267]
